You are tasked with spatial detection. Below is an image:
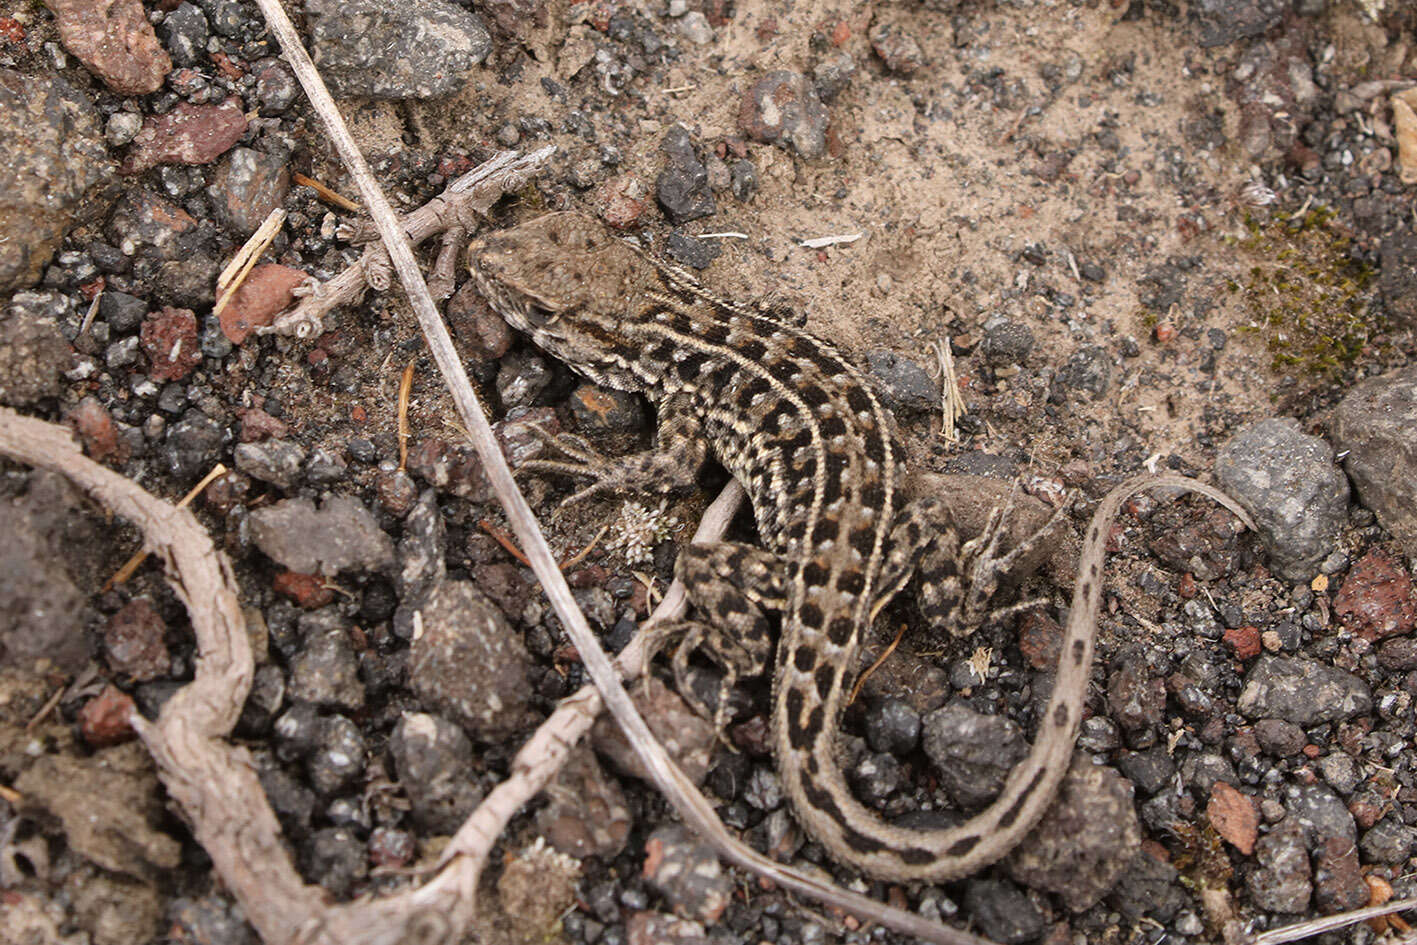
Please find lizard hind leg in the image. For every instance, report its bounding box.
[644,541,787,739]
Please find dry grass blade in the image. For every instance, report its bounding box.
[1248,896,1417,945]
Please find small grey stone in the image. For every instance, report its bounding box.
[1053,344,1112,399]
[1286,782,1357,845]
[302,827,366,898]
[1006,758,1141,911]
[536,745,631,859]
[1238,657,1371,727]
[288,610,365,711]
[159,3,209,68]
[1360,816,1417,866]
[234,439,306,489]
[407,579,532,739]
[396,488,446,600]
[963,878,1044,945]
[864,697,921,756]
[1116,747,1176,796]
[305,0,490,100]
[865,349,936,414]
[306,715,366,795]
[162,409,228,483]
[1253,718,1306,756]
[1317,751,1362,795]
[1247,821,1311,913]
[657,125,716,225]
[1330,366,1417,557]
[642,824,731,924]
[389,711,484,833]
[1215,418,1349,580]
[980,318,1035,365]
[248,495,395,576]
[1180,753,1238,800]
[922,701,1026,810]
[737,70,828,160]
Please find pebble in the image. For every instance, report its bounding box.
[864,697,920,756]
[1359,816,1417,866]
[642,824,732,924]
[305,0,489,99]
[536,745,632,859]
[664,232,721,270]
[1238,656,1372,726]
[47,0,170,94]
[1252,718,1306,756]
[287,610,365,711]
[1313,833,1368,914]
[1107,649,1165,747]
[626,911,707,945]
[253,58,299,115]
[1247,821,1311,913]
[302,827,366,898]
[236,664,285,735]
[678,11,713,44]
[233,439,306,490]
[158,2,208,68]
[208,147,292,239]
[169,896,256,945]
[864,349,937,414]
[405,437,493,502]
[67,396,128,464]
[811,51,855,103]
[1330,365,1417,557]
[1006,759,1141,910]
[737,70,829,160]
[593,676,716,786]
[1052,344,1112,399]
[0,311,71,406]
[962,878,1044,945]
[103,597,170,681]
[869,19,924,74]
[122,100,248,175]
[1108,847,1188,923]
[305,714,365,796]
[248,495,395,575]
[979,317,1035,365]
[1215,418,1350,581]
[408,579,533,739]
[495,348,555,407]
[161,408,227,482]
[656,125,716,225]
[100,291,148,333]
[922,701,1026,809]
[1333,548,1416,642]
[388,712,484,833]
[1116,746,1176,795]
[78,684,138,747]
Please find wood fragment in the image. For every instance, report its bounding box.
[292,172,361,211]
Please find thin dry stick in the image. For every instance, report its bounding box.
[247,4,990,942]
[264,148,556,339]
[1248,896,1417,945]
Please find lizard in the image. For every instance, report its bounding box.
[466,211,1253,882]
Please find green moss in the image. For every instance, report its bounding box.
[1232,206,1382,385]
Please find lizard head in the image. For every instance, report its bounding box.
[468,212,659,386]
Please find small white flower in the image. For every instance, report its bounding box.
[606,500,682,566]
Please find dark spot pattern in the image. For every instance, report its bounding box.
[842,830,888,854]
[827,617,855,646]
[944,836,980,857]
[814,665,836,700]
[794,646,816,672]
[998,769,1045,828]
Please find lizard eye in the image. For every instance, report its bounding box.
[525,304,560,328]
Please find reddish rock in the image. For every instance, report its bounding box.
[45,0,171,94]
[1313,835,1368,914]
[78,684,136,746]
[406,438,492,502]
[597,175,650,229]
[272,570,335,609]
[1207,781,1259,855]
[1223,625,1263,660]
[238,405,290,442]
[122,99,247,174]
[66,395,127,463]
[104,598,169,681]
[140,305,201,380]
[1333,548,1416,641]
[738,70,828,159]
[446,279,514,360]
[218,263,307,343]
[1017,611,1063,670]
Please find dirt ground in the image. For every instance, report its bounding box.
[3,0,1417,943]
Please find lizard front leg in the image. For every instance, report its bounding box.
[520,391,708,505]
